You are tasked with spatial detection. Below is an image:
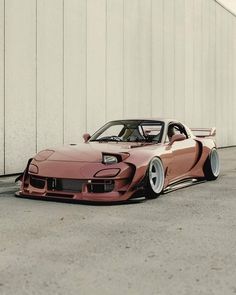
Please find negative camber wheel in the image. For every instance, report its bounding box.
[146,157,165,199]
[204,148,220,181]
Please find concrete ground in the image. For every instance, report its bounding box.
[0,147,236,295]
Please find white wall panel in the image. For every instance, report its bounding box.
[193,0,203,127]
[224,14,231,146]
[5,0,36,174]
[124,0,152,118]
[86,0,106,134]
[37,0,64,151]
[174,0,185,120]
[205,0,216,128]
[64,0,86,143]
[163,0,175,117]
[228,15,234,145]
[106,0,124,121]
[216,7,229,146]
[137,0,152,117]
[184,0,194,127]
[1,0,236,175]
[124,0,139,118]
[202,0,211,128]
[152,0,164,117]
[0,0,4,175]
[215,6,223,146]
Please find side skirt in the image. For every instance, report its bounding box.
[164,178,206,194]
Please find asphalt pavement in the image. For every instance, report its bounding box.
[0,147,236,295]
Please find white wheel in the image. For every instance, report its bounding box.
[146,157,165,199]
[210,149,220,178]
[204,148,220,180]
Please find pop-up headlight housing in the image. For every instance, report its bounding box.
[102,154,118,165]
[102,152,130,165]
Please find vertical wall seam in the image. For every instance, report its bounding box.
[173,0,176,117]
[3,0,5,174]
[191,0,196,124]
[201,0,203,126]
[122,0,125,118]
[105,0,107,122]
[184,1,186,122]
[214,1,217,126]
[62,0,65,144]
[150,0,152,117]
[85,0,87,131]
[162,0,164,116]
[193,0,195,124]
[183,0,186,122]
[35,0,38,153]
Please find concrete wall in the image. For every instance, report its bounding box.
[0,0,236,175]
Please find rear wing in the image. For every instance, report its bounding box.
[191,127,216,138]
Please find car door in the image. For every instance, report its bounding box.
[165,123,199,182]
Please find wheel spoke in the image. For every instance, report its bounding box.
[151,172,157,180]
[148,159,164,195]
[211,149,220,177]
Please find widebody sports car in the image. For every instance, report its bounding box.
[16,119,220,202]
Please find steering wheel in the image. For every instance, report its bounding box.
[98,135,122,142]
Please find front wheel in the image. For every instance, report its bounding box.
[146,157,165,199]
[204,148,220,180]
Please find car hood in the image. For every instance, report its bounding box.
[34,142,157,163]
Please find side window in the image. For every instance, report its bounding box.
[178,125,188,138]
[139,124,163,142]
[166,124,188,143]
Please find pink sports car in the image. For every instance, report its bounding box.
[16,119,220,202]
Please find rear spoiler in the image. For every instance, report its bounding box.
[191,127,216,138]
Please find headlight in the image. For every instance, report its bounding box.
[103,154,118,165]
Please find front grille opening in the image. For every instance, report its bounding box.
[88,180,115,193]
[47,178,84,193]
[30,177,115,194]
[30,176,46,189]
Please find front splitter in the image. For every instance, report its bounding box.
[15,191,144,205]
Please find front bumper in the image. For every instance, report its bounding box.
[18,177,134,202]
[17,160,141,202]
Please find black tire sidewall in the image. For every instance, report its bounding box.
[204,148,219,181]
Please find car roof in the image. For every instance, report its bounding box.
[108,118,178,124]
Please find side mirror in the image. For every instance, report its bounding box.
[83,133,91,143]
[169,134,186,145]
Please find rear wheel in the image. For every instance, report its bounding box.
[146,157,165,199]
[204,148,220,180]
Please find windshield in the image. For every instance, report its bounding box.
[89,120,164,143]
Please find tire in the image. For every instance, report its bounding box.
[146,157,165,199]
[204,148,220,181]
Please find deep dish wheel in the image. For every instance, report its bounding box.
[204,148,220,180]
[146,157,165,199]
